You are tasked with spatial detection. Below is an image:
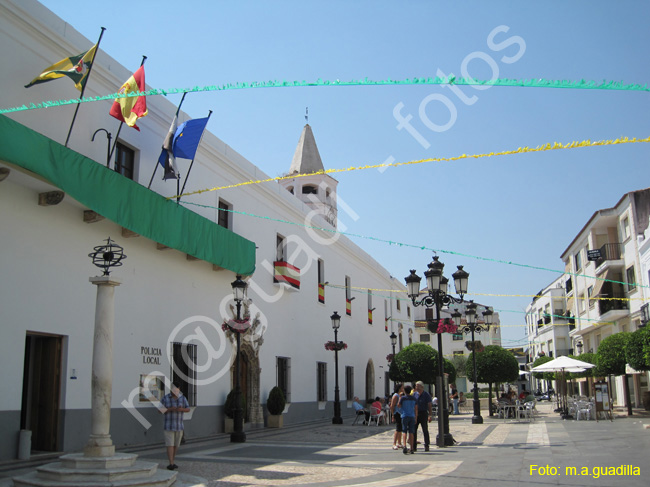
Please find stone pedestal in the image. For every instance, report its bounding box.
[12,276,179,486]
[13,452,177,487]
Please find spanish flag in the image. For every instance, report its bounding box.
[346,299,352,316]
[109,66,148,130]
[25,44,97,91]
[273,261,300,289]
[368,309,373,324]
[318,283,325,303]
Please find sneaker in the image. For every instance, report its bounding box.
[172,464,179,470]
[392,445,399,450]
[424,445,430,452]
[166,465,174,471]
[403,446,408,455]
[410,449,415,454]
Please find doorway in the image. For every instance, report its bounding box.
[21,333,63,452]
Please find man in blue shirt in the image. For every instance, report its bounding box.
[352,396,369,424]
[398,385,418,454]
[413,381,433,451]
[160,384,190,470]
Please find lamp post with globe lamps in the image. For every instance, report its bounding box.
[405,257,469,447]
[457,302,492,424]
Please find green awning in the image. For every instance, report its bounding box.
[0,115,256,275]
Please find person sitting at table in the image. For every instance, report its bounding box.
[353,397,370,424]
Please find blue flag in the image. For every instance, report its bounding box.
[173,117,209,160]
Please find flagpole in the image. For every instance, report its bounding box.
[148,92,187,189]
[178,110,212,203]
[65,27,106,148]
[109,55,147,166]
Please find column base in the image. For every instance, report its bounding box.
[84,434,115,457]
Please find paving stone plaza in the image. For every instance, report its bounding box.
[2,403,649,487]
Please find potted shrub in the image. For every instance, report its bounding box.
[266,386,286,428]
[224,390,246,433]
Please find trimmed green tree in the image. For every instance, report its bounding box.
[625,326,650,371]
[389,342,456,386]
[596,332,632,415]
[467,345,520,415]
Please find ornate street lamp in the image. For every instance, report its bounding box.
[230,275,248,443]
[389,331,397,357]
[331,311,343,424]
[575,340,583,355]
[458,302,492,424]
[405,257,469,447]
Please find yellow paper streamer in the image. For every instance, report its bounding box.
[175,136,650,199]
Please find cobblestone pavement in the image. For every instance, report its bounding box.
[2,403,649,487]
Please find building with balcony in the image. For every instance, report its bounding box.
[526,275,574,362]
[558,188,650,405]
[0,0,414,460]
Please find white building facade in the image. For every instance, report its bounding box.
[527,188,650,406]
[0,0,414,460]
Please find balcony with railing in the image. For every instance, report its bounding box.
[594,243,624,271]
[598,293,629,322]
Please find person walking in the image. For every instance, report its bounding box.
[390,383,404,450]
[160,383,190,470]
[413,381,432,452]
[398,385,418,454]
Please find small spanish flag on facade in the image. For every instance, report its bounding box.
[368,309,373,324]
[318,283,325,303]
[346,298,352,316]
[273,261,300,289]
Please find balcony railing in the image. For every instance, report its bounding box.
[595,243,623,268]
[543,315,551,324]
[598,293,629,315]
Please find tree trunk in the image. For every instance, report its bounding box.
[488,383,493,416]
[623,373,633,416]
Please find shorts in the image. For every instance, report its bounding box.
[401,415,415,434]
[164,430,183,447]
[393,413,402,432]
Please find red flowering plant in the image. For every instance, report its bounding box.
[325,341,348,351]
[436,318,458,334]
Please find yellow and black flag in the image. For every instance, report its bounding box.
[25,44,97,91]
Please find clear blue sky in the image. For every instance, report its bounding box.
[37,1,650,348]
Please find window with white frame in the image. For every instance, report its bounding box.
[218,199,231,229]
[276,234,286,261]
[277,356,291,404]
[574,250,582,272]
[626,266,637,293]
[317,362,327,402]
[345,366,354,401]
[588,285,594,308]
[622,216,630,240]
[115,142,135,180]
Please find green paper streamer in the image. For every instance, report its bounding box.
[2,76,648,114]
[179,200,648,291]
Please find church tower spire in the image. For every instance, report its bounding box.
[280,123,338,227]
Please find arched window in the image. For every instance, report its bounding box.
[302,185,318,195]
